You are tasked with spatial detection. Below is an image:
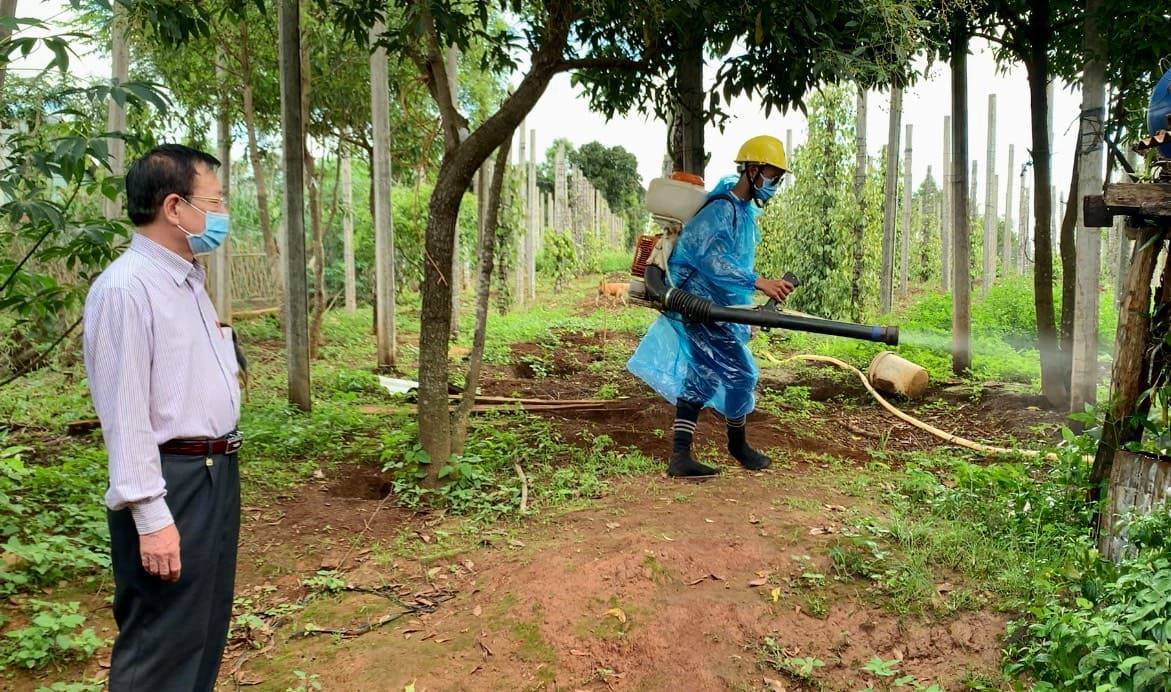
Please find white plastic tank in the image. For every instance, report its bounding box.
[646,172,708,223]
[867,351,929,399]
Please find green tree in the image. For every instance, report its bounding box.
[0,39,168,382]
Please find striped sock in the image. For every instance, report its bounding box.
[672,400,701,456]
[668,400,718,477]
[727,415,770,470]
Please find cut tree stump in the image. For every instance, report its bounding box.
[1098,451,1171,563]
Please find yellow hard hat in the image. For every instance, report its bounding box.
[735,135,787,172]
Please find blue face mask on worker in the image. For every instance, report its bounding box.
[751,169,782,205]
[178,197,230,255]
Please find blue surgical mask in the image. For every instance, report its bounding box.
[179,198,230,255]
[754,174,781,204]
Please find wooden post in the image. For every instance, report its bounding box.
[983,94,997,293]
[1090,225,1165,491]
[1004,144,1015,275]
[104,1,129,222]
[1116,155,1139,306]
[786,128,794,186]
[208,51,233,321]
[1098,451,1171,562]
[278,0,311,410]
[370,20,396,370]
[900,123,912,299]
[1070,0,1107,416]
[970,160,978,215]
[342,149,356,313]
[851,87,868,319]
[515,121,527,306]
[528,129,537,299]
[555,144,568,233]
[1019,173,1030,274]
[880,86,902,314]
[1053,185,1060,252]
[942,115,951,292]
[951,37,972,376]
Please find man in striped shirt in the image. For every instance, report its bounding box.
[83,144,241,691]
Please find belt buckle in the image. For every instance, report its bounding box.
[225,431,244,454]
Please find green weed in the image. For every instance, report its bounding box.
[1,600,103,670]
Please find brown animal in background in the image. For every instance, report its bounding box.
[596,280,629,306]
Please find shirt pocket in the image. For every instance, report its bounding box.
[215,327,241,379]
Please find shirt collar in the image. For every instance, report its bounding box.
[129,234,199,286]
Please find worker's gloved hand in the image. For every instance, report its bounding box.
[754,277,795,303]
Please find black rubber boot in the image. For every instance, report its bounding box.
[667,400,719,478]
[727,416,771,470]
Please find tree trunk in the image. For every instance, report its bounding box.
[983,94,997,293]
[1024,27,1064,407]
[370,20,396,370]
[671,33,706,176]
[239,22,283,307]
[416,10,571,484]
[446,46,464,336]
[1058,122,1081,381]
[1070,0,1107,416]
[951,33,972,375]
[104,1,129,222]
[942,115,952,292]
[900,123,913,299]
[851,87,868,320]
[277,0,311,411]
[452,134,513,453]
[880,86,902,314]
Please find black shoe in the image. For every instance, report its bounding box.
[667,452,720,478]
[727,418,771,470]
[728,443,771,470]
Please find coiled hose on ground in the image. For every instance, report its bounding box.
[774,353,1055,461]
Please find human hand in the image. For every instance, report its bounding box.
[754,277,796,303]
[139,523,181,582]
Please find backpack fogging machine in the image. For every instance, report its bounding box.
[626,172,899,346]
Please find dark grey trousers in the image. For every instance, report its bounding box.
[107,451,241,692]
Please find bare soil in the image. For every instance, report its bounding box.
[11,318,1064,692]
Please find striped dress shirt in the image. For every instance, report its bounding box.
[83,233,240,535]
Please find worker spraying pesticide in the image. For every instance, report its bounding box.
[628,136,796,478]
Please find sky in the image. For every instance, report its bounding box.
[17,0,1090,221]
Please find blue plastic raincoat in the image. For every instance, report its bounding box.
[627,175,762,419]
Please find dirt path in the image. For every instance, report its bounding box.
[6,322,1056,691]
[216,331,1059,691]
[231,464,1006,691]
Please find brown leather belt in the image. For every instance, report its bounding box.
[159,431,243,457]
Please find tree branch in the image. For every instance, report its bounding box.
[452,130,512,452]
[0,314,83,389]
[971,31,1006,47]
[558,56,644,72]
[418,6,466,152]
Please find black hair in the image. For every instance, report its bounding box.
[125,144,220,226]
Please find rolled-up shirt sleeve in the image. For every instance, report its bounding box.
[83,286,173,535]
